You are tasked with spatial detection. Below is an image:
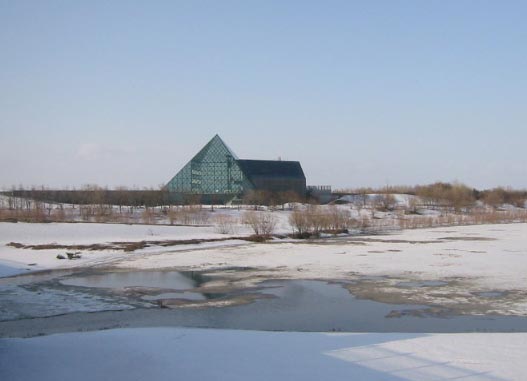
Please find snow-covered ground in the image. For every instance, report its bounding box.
[116,224,525,282]
[3,221,526,281]
[2,221,527,379]
[114,223,527,300]
[0,221,252,271]
[0,221,232,245]
[2,221,527,315]
[1,327,524,381]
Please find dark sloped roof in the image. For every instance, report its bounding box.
[236,159,305,179]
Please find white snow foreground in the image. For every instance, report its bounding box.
[0,327,523,381]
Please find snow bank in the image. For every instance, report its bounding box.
[0,327,524,381]
[0,222,249,272]
[0,222,225,246]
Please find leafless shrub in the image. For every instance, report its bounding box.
[167,206,178,225]
[305,205,326,233]
[51,207,66,222]
[141,208,155,224]
[397,208,527,230]
[480,187,526,208]
[243,211,277,236]
[178,205,209,225]
[213,214,238,234]
[415,182,476,212]
[94,206,114,223]
[30,203,47,222]
[405,197,420,214]
[375,194,397,212]
[289,205,356,236]
[289,209,310,235]
[359,215,371,229]
[327,206,353,230]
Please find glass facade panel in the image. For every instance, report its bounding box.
[167,135,252,195]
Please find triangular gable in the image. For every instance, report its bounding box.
[191,134,239,162]
[166,135,244,194]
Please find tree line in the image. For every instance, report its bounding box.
[336,182,527,211]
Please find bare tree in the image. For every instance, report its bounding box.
[243,190,271,210]
[377,193,397,211]
[115,186,130,214]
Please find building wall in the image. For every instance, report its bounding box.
[167,160,251,195]
[249,176,306,196]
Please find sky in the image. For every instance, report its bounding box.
[1,0,526,190]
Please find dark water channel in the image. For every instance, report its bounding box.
[53,270,527,333]
[4,269,527,334]
[183,280,527,333]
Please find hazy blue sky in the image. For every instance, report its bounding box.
[1,1,526,190]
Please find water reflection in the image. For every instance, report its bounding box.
[160,280,527,333]
[53,272,527,333]
[61,271,205,290]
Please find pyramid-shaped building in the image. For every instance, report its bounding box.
[166,135,306,202]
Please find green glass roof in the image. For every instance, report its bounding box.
[191,134,238,162]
